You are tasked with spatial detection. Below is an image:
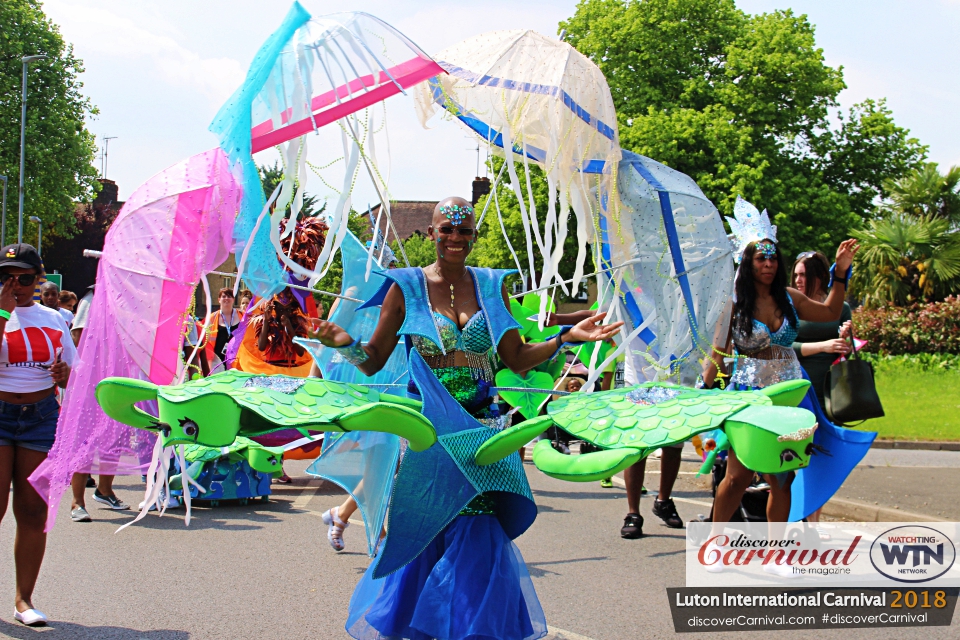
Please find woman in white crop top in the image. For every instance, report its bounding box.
[0,244,76,627]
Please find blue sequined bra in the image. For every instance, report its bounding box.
[411,311,494,356]
[730,298,803,388]
[732,297,799,354]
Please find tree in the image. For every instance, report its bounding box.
[470,160,590,301]
[258,162,323,217]
[0,0,99,245]
[561,0,926,259]
[851,214,960,307]
[883,163,960,223]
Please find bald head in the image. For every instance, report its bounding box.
[432,197,475,228]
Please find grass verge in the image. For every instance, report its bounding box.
[854,355,960,441]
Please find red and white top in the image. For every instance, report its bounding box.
[0,304,78,393]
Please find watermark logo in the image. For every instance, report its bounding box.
[687,522,960,587]
[869,525,956,583]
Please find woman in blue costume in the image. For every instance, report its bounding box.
[702,200,874,524]
[311,197,621,640]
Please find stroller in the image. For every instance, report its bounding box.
[709,453,769,523]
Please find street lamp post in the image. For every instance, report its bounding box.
[29,216,42,255]
[0,175,7,246]
[18,54,47,244]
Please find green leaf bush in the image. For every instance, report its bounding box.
[853,297,960,355]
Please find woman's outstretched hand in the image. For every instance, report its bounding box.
[564,312,624,343]
[835,238,860,273]
[308,319,353,348]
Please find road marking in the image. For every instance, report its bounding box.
[292,481,323,511]
[547,626,598,640]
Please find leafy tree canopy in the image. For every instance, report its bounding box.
[471,159,591,301]
[883,163,960,223]
[1,0,99,245]
[561,0,927,258]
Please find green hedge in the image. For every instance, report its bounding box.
[852,297,960,355]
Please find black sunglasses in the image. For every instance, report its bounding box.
[0,273,38,286]
[436,226,475,237]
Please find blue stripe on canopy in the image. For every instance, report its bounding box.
[626,160,701,341]
[437,62,616,142]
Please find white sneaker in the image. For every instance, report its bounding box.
[14,608,48,626]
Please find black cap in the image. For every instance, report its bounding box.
[0,244,43,271]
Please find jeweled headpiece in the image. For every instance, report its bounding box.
[727,196,777,264]
[439,203,473,225]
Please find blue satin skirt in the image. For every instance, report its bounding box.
[346,514,547,640]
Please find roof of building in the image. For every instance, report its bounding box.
[369,200,438,241]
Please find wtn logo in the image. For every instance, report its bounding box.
[870,526,956,583]
[880,543,944,567]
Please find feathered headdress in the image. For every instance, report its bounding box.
[727,196,777,263]
[279,217,329,271]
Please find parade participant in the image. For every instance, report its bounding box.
[311,197,620,640]
[230,218,327,378]
[0,244,76,626]
[701,197,871,525]
[69,282,130,520]
[204,288,243,369]
[791,250,853,537]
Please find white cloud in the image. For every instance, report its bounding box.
[45,0,244,105]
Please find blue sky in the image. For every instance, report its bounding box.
[42,0,960,204]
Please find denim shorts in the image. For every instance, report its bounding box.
[0,394,60,453]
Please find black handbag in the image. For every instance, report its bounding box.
[823,325,885,425]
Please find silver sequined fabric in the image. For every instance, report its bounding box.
[242,376,306,394]
[729,346,804,388]
[626,386,683,406]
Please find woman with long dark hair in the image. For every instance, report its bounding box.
[702,197,871,527]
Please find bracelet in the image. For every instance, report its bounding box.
[829,263,852,288]
[0,309,10,321]
[334,336,369,367]
[549,325,584,360]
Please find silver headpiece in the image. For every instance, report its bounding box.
[727,196,777,263]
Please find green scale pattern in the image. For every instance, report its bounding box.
[547,382,774,452]
[158,370,381,429]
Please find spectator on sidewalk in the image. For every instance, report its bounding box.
[791,251,852,409]
[791,250,853,539]
[58,290,78,314]
[39,282,73,327]
[0,244,77,626]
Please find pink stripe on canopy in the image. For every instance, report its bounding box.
[251,56,443,153]
[29,148,241,531]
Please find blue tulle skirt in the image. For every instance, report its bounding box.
[346,514,547,640]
